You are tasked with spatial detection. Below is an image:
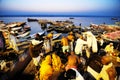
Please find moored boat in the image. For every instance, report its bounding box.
[69,17,74,19]
[23,26,31,32]
[0,48,32,80]
[115,21,120,26]
[29,31,45,39]
[11,26,22,31]
[0,31,6,52]
[46,25,54,32]
[54,26,72,33]
[111,17,118,20]
[27,18,38,22]
[53,33,62,40]
[17,31,30,38]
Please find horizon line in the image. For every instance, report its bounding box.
[0,15,120,17]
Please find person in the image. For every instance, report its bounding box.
[52,52,62,71]
[67,31,74,52]
[61,36,69,54]
[65,68,84,80]
[75,35,87,56]
[29,42,43,71]
[40,55,53,80]
[43,36,51,53]
[52,53,62,80]
[97,36,104,50]
[47,31,53,39]
[0,31,5,52]
[35,33,41,41]
[47,31,54,51]
[86,54,103,80]
[105,43,114,56]
[116,39,120,51]
[83,31,98,53]
[65,51,81,71]
[98,55,117,80]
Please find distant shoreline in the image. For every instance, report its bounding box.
[0,15,120,17]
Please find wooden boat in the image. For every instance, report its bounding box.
[0,48,32,80]
[0,20,4,23]
[0,23,5,28]
[29,31,45,39]
[54,26,65,32]
[17,31,30,38]
[0,31,5,52]
[0,38,31,79]
[53,33,62,40]
[40,23,47,29]
[27,18,38,22]
[46,25,54,32]
[115,21,120,26]
[111,18,118,20]
[11,26,22,31]
[69,17,74,19]
[6,24,17,28]
[23,26,31,32]
[72,28,81,33]
[54,26,71,33]
[30,39,43,46]
[9,34,19,52]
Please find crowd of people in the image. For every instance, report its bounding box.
[29,31,120,80]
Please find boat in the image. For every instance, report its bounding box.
[46,25,54,32]
[0,37,31,79]
[53,33,62,40]
[29,31,45,39]
[40,23,47,29]
[115,21,120,26]
[69,17,74,19]
[17,31,30,38]
[0,31,6,52]
[9,34,19,52]
[23,26,31,32]
[11,26,22,31]
[111,18,118,20]
[54,26,71,33]
[30,39,43,46]
[54,26,65,32]
[6,24,17,28]
[27,18,38,22]
[0,20,4,23]
[0,48,32,80]
[0,23,6,28]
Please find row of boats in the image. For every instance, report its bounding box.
[0,17,120,79]
[0,19,63,79]
[28,18,82,33]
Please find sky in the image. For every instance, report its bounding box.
[0,0,120,16]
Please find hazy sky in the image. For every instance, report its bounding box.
[0,0,120,16]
